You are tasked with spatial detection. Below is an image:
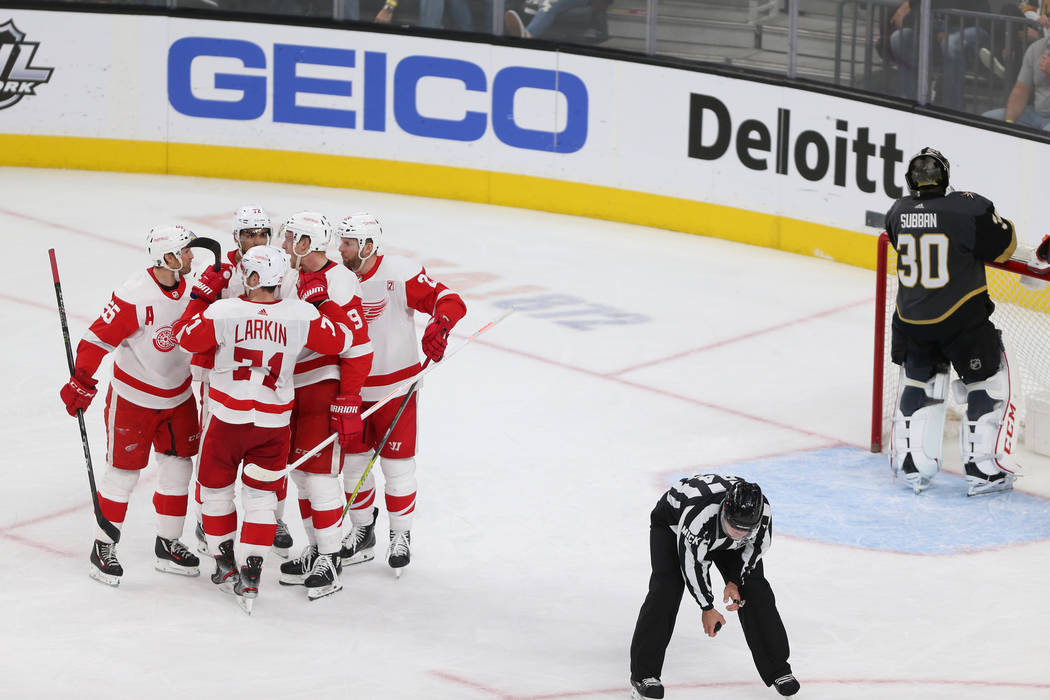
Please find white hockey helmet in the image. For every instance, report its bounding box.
[336,212,382,260]
[280,211,332,254]
[233,205,272,247]
[147,224,195,271]
[239,244,288,291]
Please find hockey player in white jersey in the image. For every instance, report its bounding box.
[175,245,358,610]
[335,213,466,574]
[274,212,373,599]
[191,205,298,557]
[59,224,202,586]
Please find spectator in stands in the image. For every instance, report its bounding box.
[983,27,1050,128]
[505,0,609,41]
[888,0,990,110]
[376,0,474,30]
[979,5,1044,84]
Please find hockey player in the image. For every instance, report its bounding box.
[629,476,798,699]
[335,213,466,574]
[175,245,357,610]
[192,205,298,557]
[59,224,202,586]
[274,212,373,600]
[885,147,1019,496]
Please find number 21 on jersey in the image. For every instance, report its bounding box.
[897,233,949,289]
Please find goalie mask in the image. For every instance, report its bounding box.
[147,224,195,272]
[721,480,763,537]
[905,147,950,198]
[281,211,332,255]
[337,212,382,261]
[239,244,288,291]
[233,205,272,251]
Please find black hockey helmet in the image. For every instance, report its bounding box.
[722,480,764,532]
[905,147,950,198]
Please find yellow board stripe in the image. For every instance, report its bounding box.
[2,133,880,269]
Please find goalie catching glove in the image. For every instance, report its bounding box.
[60,370,98,416]
[330,394,363,447]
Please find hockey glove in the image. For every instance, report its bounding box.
[191,264,232,303]
[296,272,330,307]
[330,394,364,448]
[421,314,454,362]
[60,371,98,416]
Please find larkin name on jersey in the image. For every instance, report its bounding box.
[76,268,193,409]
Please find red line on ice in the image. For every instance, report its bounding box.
[0,207,139,250]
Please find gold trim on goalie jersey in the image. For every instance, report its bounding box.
[895,285,988,325]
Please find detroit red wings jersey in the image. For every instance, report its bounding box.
[357,255,464,402]
[178,297,351,428]
[76,268,192,410]
[293,260,372,388]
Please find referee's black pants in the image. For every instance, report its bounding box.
[629,510,792,686]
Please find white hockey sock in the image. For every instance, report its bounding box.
[96,467,141,543]
[344,452,377,526]
[303,473,345,555]
[153,454,192,541]
[382,458,417,531]
[240,486,277,563]
[290,469,316,546]
[199,483,237,556]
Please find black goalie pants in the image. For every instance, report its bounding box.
[629,510,792,686]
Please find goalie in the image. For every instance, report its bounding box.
[885,147,1019,496]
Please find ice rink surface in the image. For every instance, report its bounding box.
[2,167,1049,699]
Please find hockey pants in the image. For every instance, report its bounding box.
[629,509,792,686]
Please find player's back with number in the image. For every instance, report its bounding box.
[886,189,1015,332]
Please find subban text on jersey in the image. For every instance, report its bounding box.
[899,213,938,228]
[234,319,288,345]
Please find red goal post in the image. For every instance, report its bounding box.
[871,232,1050,453]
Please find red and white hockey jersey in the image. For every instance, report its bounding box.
[293,259,373,390]
[356,255,466,402]
[75,268,193,410]
[177,297,353,428]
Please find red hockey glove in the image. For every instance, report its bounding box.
[421,315,454,362]
[1037,235,1050,263]
[330,394,364,448]
[297,272,330,307]
[191,264,232,303]
[60,371,98,416]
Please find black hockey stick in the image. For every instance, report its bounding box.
[340,358,431,519]
[49,249,121,543]
[186,236,223,273]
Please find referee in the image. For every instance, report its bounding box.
[629,476,798,698]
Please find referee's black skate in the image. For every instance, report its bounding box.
[629,677,664,699]
[339,507,377,566]
[154,535,200,576]
[279,545,318,585]
[773,673,800,696]
[272,518,293,558]
[89,539,122,587]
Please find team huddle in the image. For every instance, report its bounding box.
[58,206,465,610]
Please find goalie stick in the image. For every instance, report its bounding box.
[49,248,121,543]
[288,308,515,472]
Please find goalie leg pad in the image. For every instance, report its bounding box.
[957,354,1018,479]
[891,368,949,490]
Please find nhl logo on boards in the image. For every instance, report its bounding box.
[0,21,53,111]
[153,325,178,352]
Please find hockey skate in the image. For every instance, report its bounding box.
[210,539,240,595]
[964,462,1016,497]
[89,539,123,587]
[387,529,411,578]
[339,506,377,566]
[773,673,800,696]
[234,555,263,615]
[194,520,208,556]
[279,545,317,586]
[154,536,200,576]
[272,519,293,559]
[629,677,664,699]
[304,553,343,601]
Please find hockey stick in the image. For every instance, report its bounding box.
[288,308,515,472]
[49,249,121,544]
[340,358,431,519]
[186,236,224,273]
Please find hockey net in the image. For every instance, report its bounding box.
[871,232,1050,453]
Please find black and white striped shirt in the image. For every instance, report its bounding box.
[655,474,772,610]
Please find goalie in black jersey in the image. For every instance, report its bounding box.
[885,147,1019,496]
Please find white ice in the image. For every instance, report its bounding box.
[1,167,1049,699]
